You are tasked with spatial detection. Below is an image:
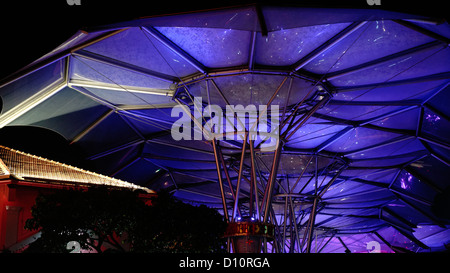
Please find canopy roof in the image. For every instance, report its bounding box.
[0,145,152,192]
[0,5,449,252]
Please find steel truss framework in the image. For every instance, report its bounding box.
[174,73,349,252]
[1,5,450,252]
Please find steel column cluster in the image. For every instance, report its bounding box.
[174,75,348,252]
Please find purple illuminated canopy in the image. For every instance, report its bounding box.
[0,5,449,253]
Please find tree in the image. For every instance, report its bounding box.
[24,187,227,253]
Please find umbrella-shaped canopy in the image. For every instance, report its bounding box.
[1,4,449,253]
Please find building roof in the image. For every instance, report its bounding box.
[0,145,154,193]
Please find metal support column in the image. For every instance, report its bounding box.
[305,197,319,253]
[262,139,283,222]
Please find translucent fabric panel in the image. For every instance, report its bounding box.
[75,112,141,156]
[189,75,316,108]
[147,158,217,170]
[254,23,350,66]
[170,171,219,186]
[381,205,415,231]
[130,107,181,124]
[377,226,424,252]
[286,123,348,149]
[337,224,388,234]
[304,20,434,74]
[391,170,438,202]
[426,142,450,162]
[87,144,141,176]
[370,107,420,130]
[411,21,450,39]
[313,214,336,227]
[340,168,372,178]
[143,141,215,161]
[426,84,450,119]
[70,56,173,90]
[121,112,174,136]
[414,225,450,249]
[120,108,179,139]
[384,201,433,225]
[393,47,450,82]
[320,233,394,253]
[333,79,448,102]
[84,27,198,78]
[114,158,159,186]
[262,6,421,31]
[348,138,426,160]
[155,133,215,153]
[402,193,443,223]
[342,168,398,184]
[28,30,111,68]
[325,189,394,207]
[330,44,445,87]
[10,87,109,141]
[340,220,387,234]
[173,188,221,204]
[409,156,450,191]
[317,104,404,121]
[84,87,175,106]
[316,237,349,253]
[326,127,402,153]
[211,74,290,106]
[350,156,418,168]
[155,27,251,68]
[322,181,382,200]
[141,6,259,31]
[320,216,382,232]
[182,169,238,181]
[421,107,450,143]
[292,176,343,195]
[0,59,63,113]
[320,207,379,218]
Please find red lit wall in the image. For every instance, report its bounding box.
[0,180,155,252]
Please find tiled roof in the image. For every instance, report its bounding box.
[0,145,153,193]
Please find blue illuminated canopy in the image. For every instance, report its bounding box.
[1,4,449,253]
